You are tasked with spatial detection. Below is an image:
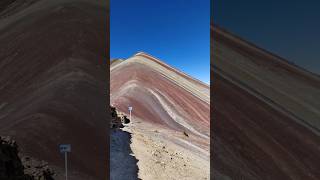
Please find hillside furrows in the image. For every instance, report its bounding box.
[0,1,108,179]
[212,25,320,180]
[111,59,209,139]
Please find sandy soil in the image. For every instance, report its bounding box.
[117,117,210,180]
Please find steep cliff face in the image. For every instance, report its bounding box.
[0,0,108,179]
[212,25,320,180]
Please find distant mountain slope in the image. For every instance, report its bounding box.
[212,25,320,180]
[110,59,124,67]
[0,0,108,179]
[111,52,210,138]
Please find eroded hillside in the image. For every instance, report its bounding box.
[0,0,108,179]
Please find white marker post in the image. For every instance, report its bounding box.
[59,144,71,180]
[128,106,133,121]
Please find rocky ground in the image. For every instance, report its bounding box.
[124,120,209,180]
[110,106,209,180]
[110,105,130,129]
[110,106,138,180]
[0,136,55,180]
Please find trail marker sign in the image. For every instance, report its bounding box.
[59,144,71,180]
[128,106,133,121]
[59,144,71,153]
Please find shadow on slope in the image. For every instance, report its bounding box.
[0,1,108,179]
[110,129,141,180]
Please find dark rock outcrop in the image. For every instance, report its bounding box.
[22,156,54,180]
[0,136,54,180]
[0,136,30,179]
[110,106,130,129]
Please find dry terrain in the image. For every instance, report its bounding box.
[0,0,108,179]
[110,52,210,180]
[212,25,320,180]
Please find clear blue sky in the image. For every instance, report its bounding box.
[111,0,210,84]
[213,0,320,75]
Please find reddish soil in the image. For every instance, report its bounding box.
[111,59,210,138]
